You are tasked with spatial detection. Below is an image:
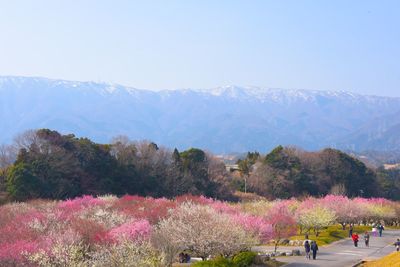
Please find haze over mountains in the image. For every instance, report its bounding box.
[1,76,400,153]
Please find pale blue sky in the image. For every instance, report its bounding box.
[0,0,399,96]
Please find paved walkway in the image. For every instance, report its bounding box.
[255,230,400,267]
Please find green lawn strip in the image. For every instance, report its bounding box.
[261,260,286,267]
[288,225,371,246]
[173,251,286,267]
[386,225,400,230]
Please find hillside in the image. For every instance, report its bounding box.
[1,129,400,202]
[1,76,400,153]
[232,146,400,200]
[349,150,400,168]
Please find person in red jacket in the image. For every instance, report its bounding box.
[352,232,359,247]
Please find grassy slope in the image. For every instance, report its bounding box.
[289,225,371,246]
[362,252,400,267]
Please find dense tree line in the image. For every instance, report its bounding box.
[1,130,400,202]
[0,129,233,201]
[237,146,400,200]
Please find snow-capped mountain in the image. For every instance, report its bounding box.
[1,76,400,153]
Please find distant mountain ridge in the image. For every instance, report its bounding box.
[1,76,400,153]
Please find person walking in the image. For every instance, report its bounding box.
[352,232,359,247]
[303,234,312,246]
[364,231,370,247]
[310,241,318,260]
[304,240,311,260]
[349,224,353,238]
[372,225,378,237]
[395,239,400,252]
[378,224,384,237]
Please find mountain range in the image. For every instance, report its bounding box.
[1,76,400,153]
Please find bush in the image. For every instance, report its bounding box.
[192,257,235,267]
[232,251,257,267]
[192,253,257,267]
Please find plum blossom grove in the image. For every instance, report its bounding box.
[0,194,399,266]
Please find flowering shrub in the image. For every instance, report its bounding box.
[231,213,273,243]
[239,200,273,216]
[88,240,162,267]
[26,240,88,267]
[108,219,151,242]
[79,206,127,228]
[210,200,239,214]
[112,195,176,224]
[0,240,38,265]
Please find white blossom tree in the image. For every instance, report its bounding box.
[297,206,336,236]
[155,202,256,262]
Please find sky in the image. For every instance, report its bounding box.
[0,0,399,96]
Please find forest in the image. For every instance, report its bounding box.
[238,146,400,200]
[0,129,399,202]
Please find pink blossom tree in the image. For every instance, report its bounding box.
[321,195,361,229]
[108,219,152,242]
[267,204,297,252]
[231,213,273,243]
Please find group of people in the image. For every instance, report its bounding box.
[303,223,396,261]
[350,232,370,247]
[349,223,385,248]
[178,252,191,263]
[303,235,319,260]
[371,223,385,237]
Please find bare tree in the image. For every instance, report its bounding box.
[330,183,347,196]
[206,153,233,198]
[110,135,136,164]
[0,144,16,168]
[12,129,40,151]
[134,141,171,175]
